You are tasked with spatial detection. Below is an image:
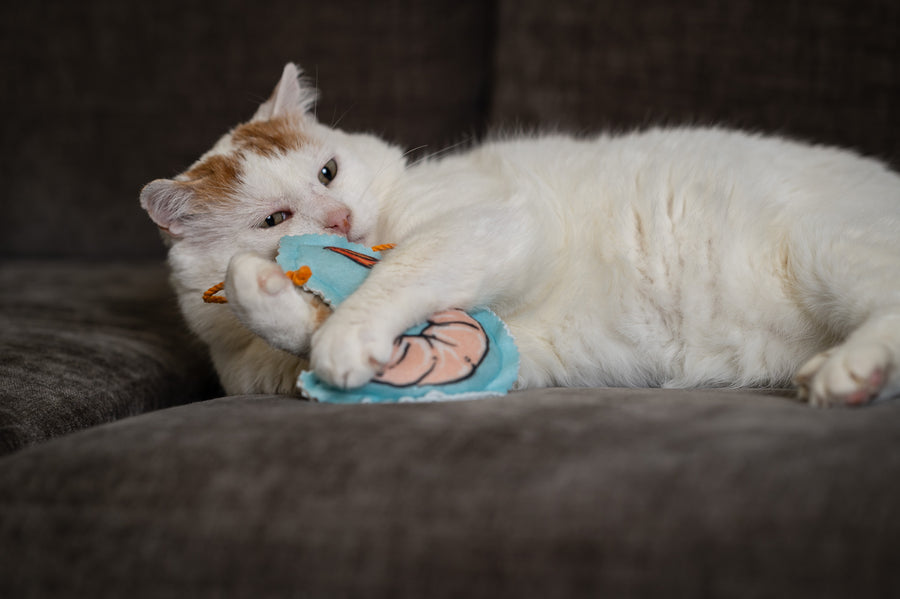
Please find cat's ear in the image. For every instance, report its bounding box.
[140,179,194,239]
[251,63,318,122]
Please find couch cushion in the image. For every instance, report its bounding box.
[491,0,900,167]
[1,388,898,597]
[0,261,218,454]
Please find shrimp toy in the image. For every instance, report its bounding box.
[206,234,519,403]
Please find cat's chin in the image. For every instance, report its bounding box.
[345,229,371,245]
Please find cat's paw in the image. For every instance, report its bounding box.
[226,252,293,307]
[794,342,894,407]
[225,252,325,354]
[310,315,396,389]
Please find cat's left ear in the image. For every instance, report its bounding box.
[251,63,318,122]
[140,178,195,240]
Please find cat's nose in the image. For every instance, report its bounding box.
[325,207,351,236]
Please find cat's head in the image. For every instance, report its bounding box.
[140,63,405,286]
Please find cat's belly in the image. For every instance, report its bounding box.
[504,232,826,390]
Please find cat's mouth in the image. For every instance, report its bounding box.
[341,215,369,244]
[323,207,369,245]
[331,222,364,244]
[325,207,352,238]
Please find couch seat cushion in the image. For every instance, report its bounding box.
[1,388,898,597]
[0,261,218,453]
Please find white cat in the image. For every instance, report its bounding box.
[141,63,900,407]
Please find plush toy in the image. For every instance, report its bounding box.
[205,234,519,403]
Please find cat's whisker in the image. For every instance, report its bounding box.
[354,147,420,209]
[402,145,429,160]
[331,104,356,130]
[353,141,469,216]
[313,67,319,121]
[407,137,473,168]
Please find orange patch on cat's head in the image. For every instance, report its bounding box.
[231,116,308,158]
[181,153,244,207]
[178,116,308,207]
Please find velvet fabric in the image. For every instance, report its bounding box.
[0,262,218,454]
[2,388,900,597]
[491,0,900,168]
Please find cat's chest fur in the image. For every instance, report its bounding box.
[375,129,825,389]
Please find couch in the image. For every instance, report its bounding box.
[2,0,899,596]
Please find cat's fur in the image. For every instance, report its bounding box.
[141,63,900,406]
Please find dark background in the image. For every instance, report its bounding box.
[2,0,898,261]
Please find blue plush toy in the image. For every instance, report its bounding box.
[270,234,519,403]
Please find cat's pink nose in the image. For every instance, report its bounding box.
[325,207,351,236]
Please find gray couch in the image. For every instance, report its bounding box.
[2,1,900,596]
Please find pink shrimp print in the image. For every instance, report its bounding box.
[316,244,492,388]
[373,309,489,387]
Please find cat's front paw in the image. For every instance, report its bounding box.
[310,315,396,389]
[225,252,326,354]
[794,342,894,407]
[226,252,293,310]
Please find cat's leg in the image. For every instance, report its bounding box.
[224,251,330,355]
[795,314,900,407]
[210,335,310,395]
[309,222,535,389]
[789,226,900,407]
[309,250,462,388]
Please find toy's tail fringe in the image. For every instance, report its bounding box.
[202,282,228,304]
[201,242,393,304]
[202,266,313,304]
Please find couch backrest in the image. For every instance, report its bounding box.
[491,0,900,166]
[0,0,494,260]
[2,0,898,261]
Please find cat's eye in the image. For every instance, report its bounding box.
[318,158,338,186]
[261,210,291,228]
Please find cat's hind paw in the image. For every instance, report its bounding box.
[794,343,893,407]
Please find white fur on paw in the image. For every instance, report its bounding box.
[310,317,395,389]
[225,252,315,353]
[225,253,292,314]
[795,343,892,407]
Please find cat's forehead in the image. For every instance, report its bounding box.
[179,115,318,206]
[230,116,311,158]
[180,153,244,206]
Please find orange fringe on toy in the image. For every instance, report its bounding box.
[202,243,393,304]
[202,282,228,304]
[202,267,310,304]
[286,266,312,287]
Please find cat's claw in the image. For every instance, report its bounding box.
[795,343,894,407]
[310,316,395,389]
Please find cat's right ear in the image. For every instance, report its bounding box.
[251,62,318,122]
[140,179,194,239]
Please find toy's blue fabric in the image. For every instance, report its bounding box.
[276,234,520,403]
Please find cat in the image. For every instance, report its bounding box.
[141,62,900,407]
